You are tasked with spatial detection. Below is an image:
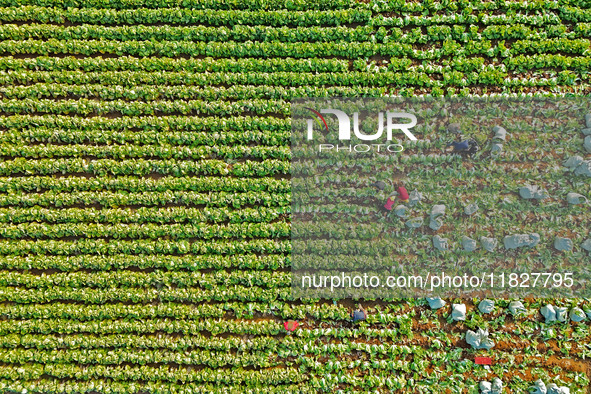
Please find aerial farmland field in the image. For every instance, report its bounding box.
[0,0,591,393]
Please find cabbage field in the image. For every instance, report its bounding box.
[1,0,591,392]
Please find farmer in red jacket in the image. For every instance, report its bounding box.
[284,320,299,332]
[396,184,409,203]
[384,183,409,210]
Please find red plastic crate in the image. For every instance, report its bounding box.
[475,356,492,365]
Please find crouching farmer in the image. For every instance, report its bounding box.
[351,304,368,323]
[448,139,479,157]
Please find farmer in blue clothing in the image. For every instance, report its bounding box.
[448,140,470,151]
[351,304,367,323]
[446,123,479,157]
[448,139,479,156]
